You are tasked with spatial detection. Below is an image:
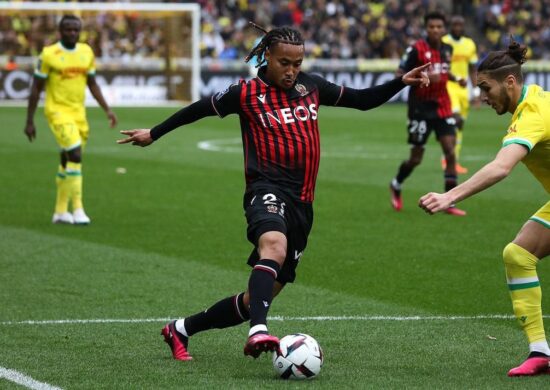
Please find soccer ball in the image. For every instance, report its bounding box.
[272,333,323,379]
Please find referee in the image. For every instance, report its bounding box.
[118,25,430,361]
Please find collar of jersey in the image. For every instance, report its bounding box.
[448,34,462,43]
[58,41,77,52]
[517,84,528,106]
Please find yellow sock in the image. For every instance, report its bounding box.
[455,130,463,161]
[66,162,83,211]
[55,165,70,214]
[503,243,546,344]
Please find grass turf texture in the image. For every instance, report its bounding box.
[1,104,549,388]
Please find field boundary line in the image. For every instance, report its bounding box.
[2,314,549,325]
[0,367,63,390]
[197,137,493,161]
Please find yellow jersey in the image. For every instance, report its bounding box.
[503,84,550,194]
[34,42,95,116]
[442,34,478,81]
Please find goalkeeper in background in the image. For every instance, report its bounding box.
[24,15,117,225]
[441,15,479,174]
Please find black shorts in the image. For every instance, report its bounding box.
[407,115,456,146]
[243,185,313,284]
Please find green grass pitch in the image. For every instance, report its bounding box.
[1,104,549,388]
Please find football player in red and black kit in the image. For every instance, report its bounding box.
[389,11,467,216]
[118,25,430,362]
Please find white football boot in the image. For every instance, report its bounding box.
[72,208,91,225]
[52,212,74,224]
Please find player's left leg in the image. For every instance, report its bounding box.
[506,206,550,376]
[49,118,81,224]
[439,135,466,216]
[52,151,73,224]
[70,119,90,224]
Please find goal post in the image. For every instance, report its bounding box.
[0,1,200,103]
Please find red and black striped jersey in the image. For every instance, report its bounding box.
[399,39,453,119]
[212,67,343,203]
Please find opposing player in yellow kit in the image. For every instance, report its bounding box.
[25,15,117,225]
[420,40,550,376]
[441,16,479,174]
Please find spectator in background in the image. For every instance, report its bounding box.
[5,55,18,70]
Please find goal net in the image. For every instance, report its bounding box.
[0,1,200,104]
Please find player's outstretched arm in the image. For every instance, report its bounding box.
[334,63,430,111]
[401,63,431,88]
[117,129,153,147]
[419,144,527,214]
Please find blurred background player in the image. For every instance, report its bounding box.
[420,39,550,377]
[118,25,429,362]
[24,15,117,225]
[390,11,466,216]
[441,15,479,174]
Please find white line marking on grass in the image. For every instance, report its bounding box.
[0,367,63,390]
[197,138,493,161]
[3,314,550,326]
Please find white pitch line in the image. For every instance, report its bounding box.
[0,367,63,390]
[197,138,493,161]
[3,314,549,326]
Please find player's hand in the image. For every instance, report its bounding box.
[418,192,454,214]
[457,78,468,87]
[117,129,154,147]
[107,110,118,128]
[402,63,430,88]
[24,122,36,142]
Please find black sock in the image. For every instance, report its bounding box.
[184,292,249,337]
[396,161,414,184]
[248,259,280,330]
[528,351,550,358]
[444,173,457,192]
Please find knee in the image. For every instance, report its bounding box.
[67,148,82,163]
[259,233,287,264]
[503,242,536,268]
[503,243,518,266]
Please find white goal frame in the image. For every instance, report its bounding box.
[0,1,201,102]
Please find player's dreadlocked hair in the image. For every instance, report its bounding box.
[245,22,304,68]
[477,37,527,82]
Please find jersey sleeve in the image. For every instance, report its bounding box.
[308,74,344,106]
[34,50,49,79]
[211,82,242,117]
[503,104,547,152]
[399,45,418,72]
[469,40,478,65]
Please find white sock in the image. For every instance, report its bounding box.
[175,319,188,337]
[391,178,401,190]
[529,340,550,356]
[249,324,267,337]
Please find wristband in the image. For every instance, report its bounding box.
[473,86,481,98]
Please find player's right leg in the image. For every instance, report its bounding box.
[438,131,466,216]
[390,143,425,211]
[243,231,285,357]
[504,209,550,376]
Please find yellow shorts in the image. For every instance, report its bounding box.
[530,201,550,229]
[47,113,89,151]
[447,81,470,119]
